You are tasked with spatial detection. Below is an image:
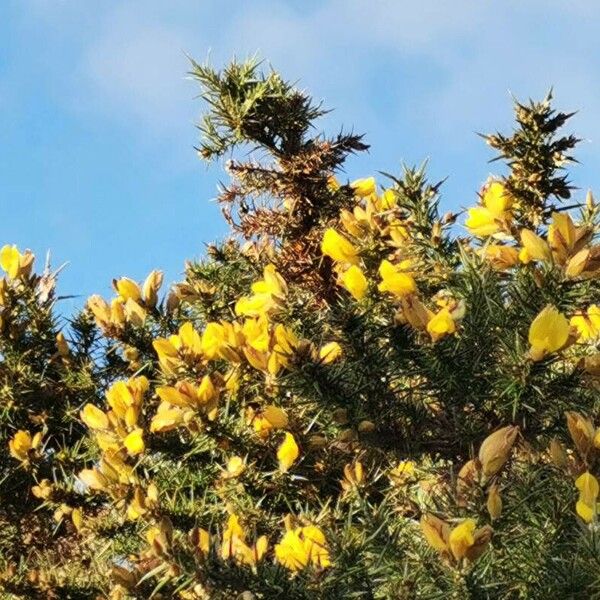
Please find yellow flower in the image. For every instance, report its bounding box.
[277,432,299,473]
[379,188,397,210]
[548,211,589,265]
[319,341,343,364]
[575,472,600,523]
[321,229,359,265]
[570,305,600,342]
[220,514,267,567]
[576,472,599,506]
[78,468,108,491]
[350,176,376,198]
[236,265,288,317]
[150,404,185,433]
[8,430,42,462]
[519,229,552,264]
[340,265,367,300]
[528,305,570,361]
[0,245,33,280]
[465,181,513,237]
[378,260,417,297]
[275,524,330,571]
[80,404,109,430]
[123,428,145,456]
[112,277,142,302]
[426,308,456,342]
[250,405,289,438]
[448,519,476,560]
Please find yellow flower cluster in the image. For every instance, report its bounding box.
[467,183,600,284]
[321,177,461,342]
[88,271,164,333]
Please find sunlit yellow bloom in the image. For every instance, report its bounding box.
[319,341,343,364]
[321,229,359,265]
[113,277,141,302]
[339,209,365,238]
[576,498,595,523]
[0,245,33,280]
[80,404,109,430]
[426,308,456,342]
[275,524,330,571]
[388,219,410,246]
[236,265,287,317]
[570,305,600,342]
[150,403,186,433]
[351,177,376,198]
[519,229,552,264]
[528,305,570,361]
[221,514,267,567]
[123,428,145,456]
[277,432,299,473]
[448,519,476,560]
[249,405,289,438]
[465,181,513,237]
[340,265,367,300]
[9,430,42,462]
[548,212,589,265]
[379,188,397,210]
[575,472,600,523]
[378,260,417,297]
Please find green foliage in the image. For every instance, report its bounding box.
[1,59,600,600]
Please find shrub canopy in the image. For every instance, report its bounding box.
[1,58,600,599]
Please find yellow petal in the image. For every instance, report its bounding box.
[123,428,145,455]
[528,305,570,358]
[321,229,359,264]
[350,176,376,197]
[0,245,22,279]
[80,404,109,430]
[520,229,552,263]
[448,519,476,560]
[340,265,368,300]
[277,432,299,473]
[575,472,599,506]
[319,342,343,364]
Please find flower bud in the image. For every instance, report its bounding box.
[478,425,519,477]
[566,411,595,459]
[549,437,568,468]
[486,483,502,520]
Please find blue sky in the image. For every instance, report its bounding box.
[3,1,600,309]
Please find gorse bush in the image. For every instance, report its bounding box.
[1,58,600,600]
